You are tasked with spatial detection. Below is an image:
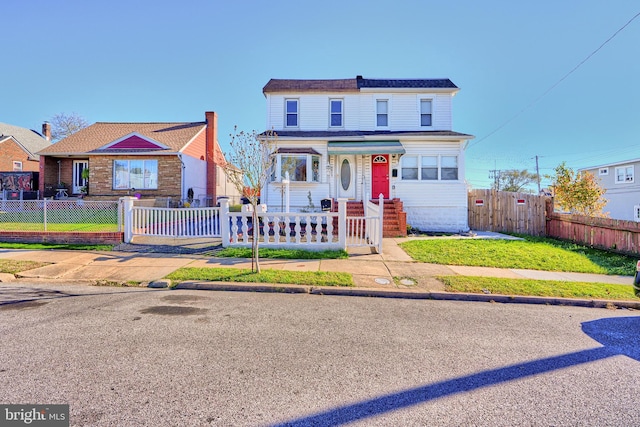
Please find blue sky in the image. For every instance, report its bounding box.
[3,0,639,189]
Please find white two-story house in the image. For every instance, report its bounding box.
[261,76,474,232]
[580,159,640,221]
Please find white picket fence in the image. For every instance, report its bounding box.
[121,196,384,253]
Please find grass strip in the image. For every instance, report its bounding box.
[166,267,354,287]
[400,236,636,276]
[214,247,348,259]
[0,242,113,251]
[439,275,639,301]
[0,259,50,274]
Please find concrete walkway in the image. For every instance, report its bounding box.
[0,233,637,308]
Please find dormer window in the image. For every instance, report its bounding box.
[420,99,433,126]
[285,99,298,127]
[330,99,343,127]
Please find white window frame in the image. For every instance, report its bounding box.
[615,165,634,184]
[113,159,158,190]
[274,154,320,183]
[329,99,343,128]
[400,154,459,181]
[419,98,433,127]
[598,168,609,176]
[12,161,22,171]
[376,98,389,128]
[285,99,299,128]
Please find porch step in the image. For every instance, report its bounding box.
[339,200,407,238]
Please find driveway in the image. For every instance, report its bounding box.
[1,283,639,426]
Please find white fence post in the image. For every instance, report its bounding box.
[338,198,347,250]
[378,193,384,254]
[121,196,135,243]
[220,198,230,247]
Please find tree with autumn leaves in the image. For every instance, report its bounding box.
[550,162,608,217]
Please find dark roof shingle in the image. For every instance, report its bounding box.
[0,122,52,159]
[37,122,206,155]
[263,76,458,93]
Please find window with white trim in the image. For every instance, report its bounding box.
[401,155,418,180]
[113,159,158,189]
[615,165,634,183]
[420,156,437,180]
[376,99,388,127]
[330,99,343,127]
[276,154,320,183]
[420,99,432,127]
[12,161,22,171]
[285,99,298,127]
[401,155,458,181]
[441,156,458,180]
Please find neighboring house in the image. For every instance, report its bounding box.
[0,122,52,173]
[261,76,474,232]
[37,111,241,204]
[580,160,640,221]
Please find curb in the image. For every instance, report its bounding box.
[167,281,640,310]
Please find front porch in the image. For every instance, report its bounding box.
[341,199,407,238]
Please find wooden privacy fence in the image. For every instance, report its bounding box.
[468,189,548,236]
[545,199,640,256]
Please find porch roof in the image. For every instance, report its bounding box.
[327,141,405,155]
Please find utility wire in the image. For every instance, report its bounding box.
[468,11,640,150]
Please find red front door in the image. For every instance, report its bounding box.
[371,154,389,199]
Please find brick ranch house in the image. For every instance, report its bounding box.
[0,122,52,173]
[36,111,240,205]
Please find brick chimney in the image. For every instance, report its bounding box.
[205,112,217,202]
[42,122,51,141]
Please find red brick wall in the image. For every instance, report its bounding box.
[0,231,123,245]
[0,139,40,172]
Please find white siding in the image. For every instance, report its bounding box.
[265,92,454,131]
[181,155,206,201]
[581,161,640,220]
[392,140,468,232]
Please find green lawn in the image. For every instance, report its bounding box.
[166,267,354,287]
[440,275,639,301]
[0,242,113,251]
[214,247,348,259]
[400,235,636,276]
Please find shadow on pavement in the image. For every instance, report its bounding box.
[272,316,640,427]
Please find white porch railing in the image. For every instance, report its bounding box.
[219,198,347,251]
[345,194,384,253]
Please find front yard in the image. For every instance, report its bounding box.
[399,235,636,276]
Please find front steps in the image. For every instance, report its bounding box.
[345,199,407,238]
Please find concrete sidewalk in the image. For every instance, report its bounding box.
[0,236,634,292]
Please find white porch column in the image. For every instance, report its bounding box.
[338,198,347,250]
[220,198,230,247]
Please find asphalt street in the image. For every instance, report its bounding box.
[1,283,639,426]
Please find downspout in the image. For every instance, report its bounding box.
[178,153,186,202]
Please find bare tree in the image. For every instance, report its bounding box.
[50,112,89,142]
[221,128,277,273]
